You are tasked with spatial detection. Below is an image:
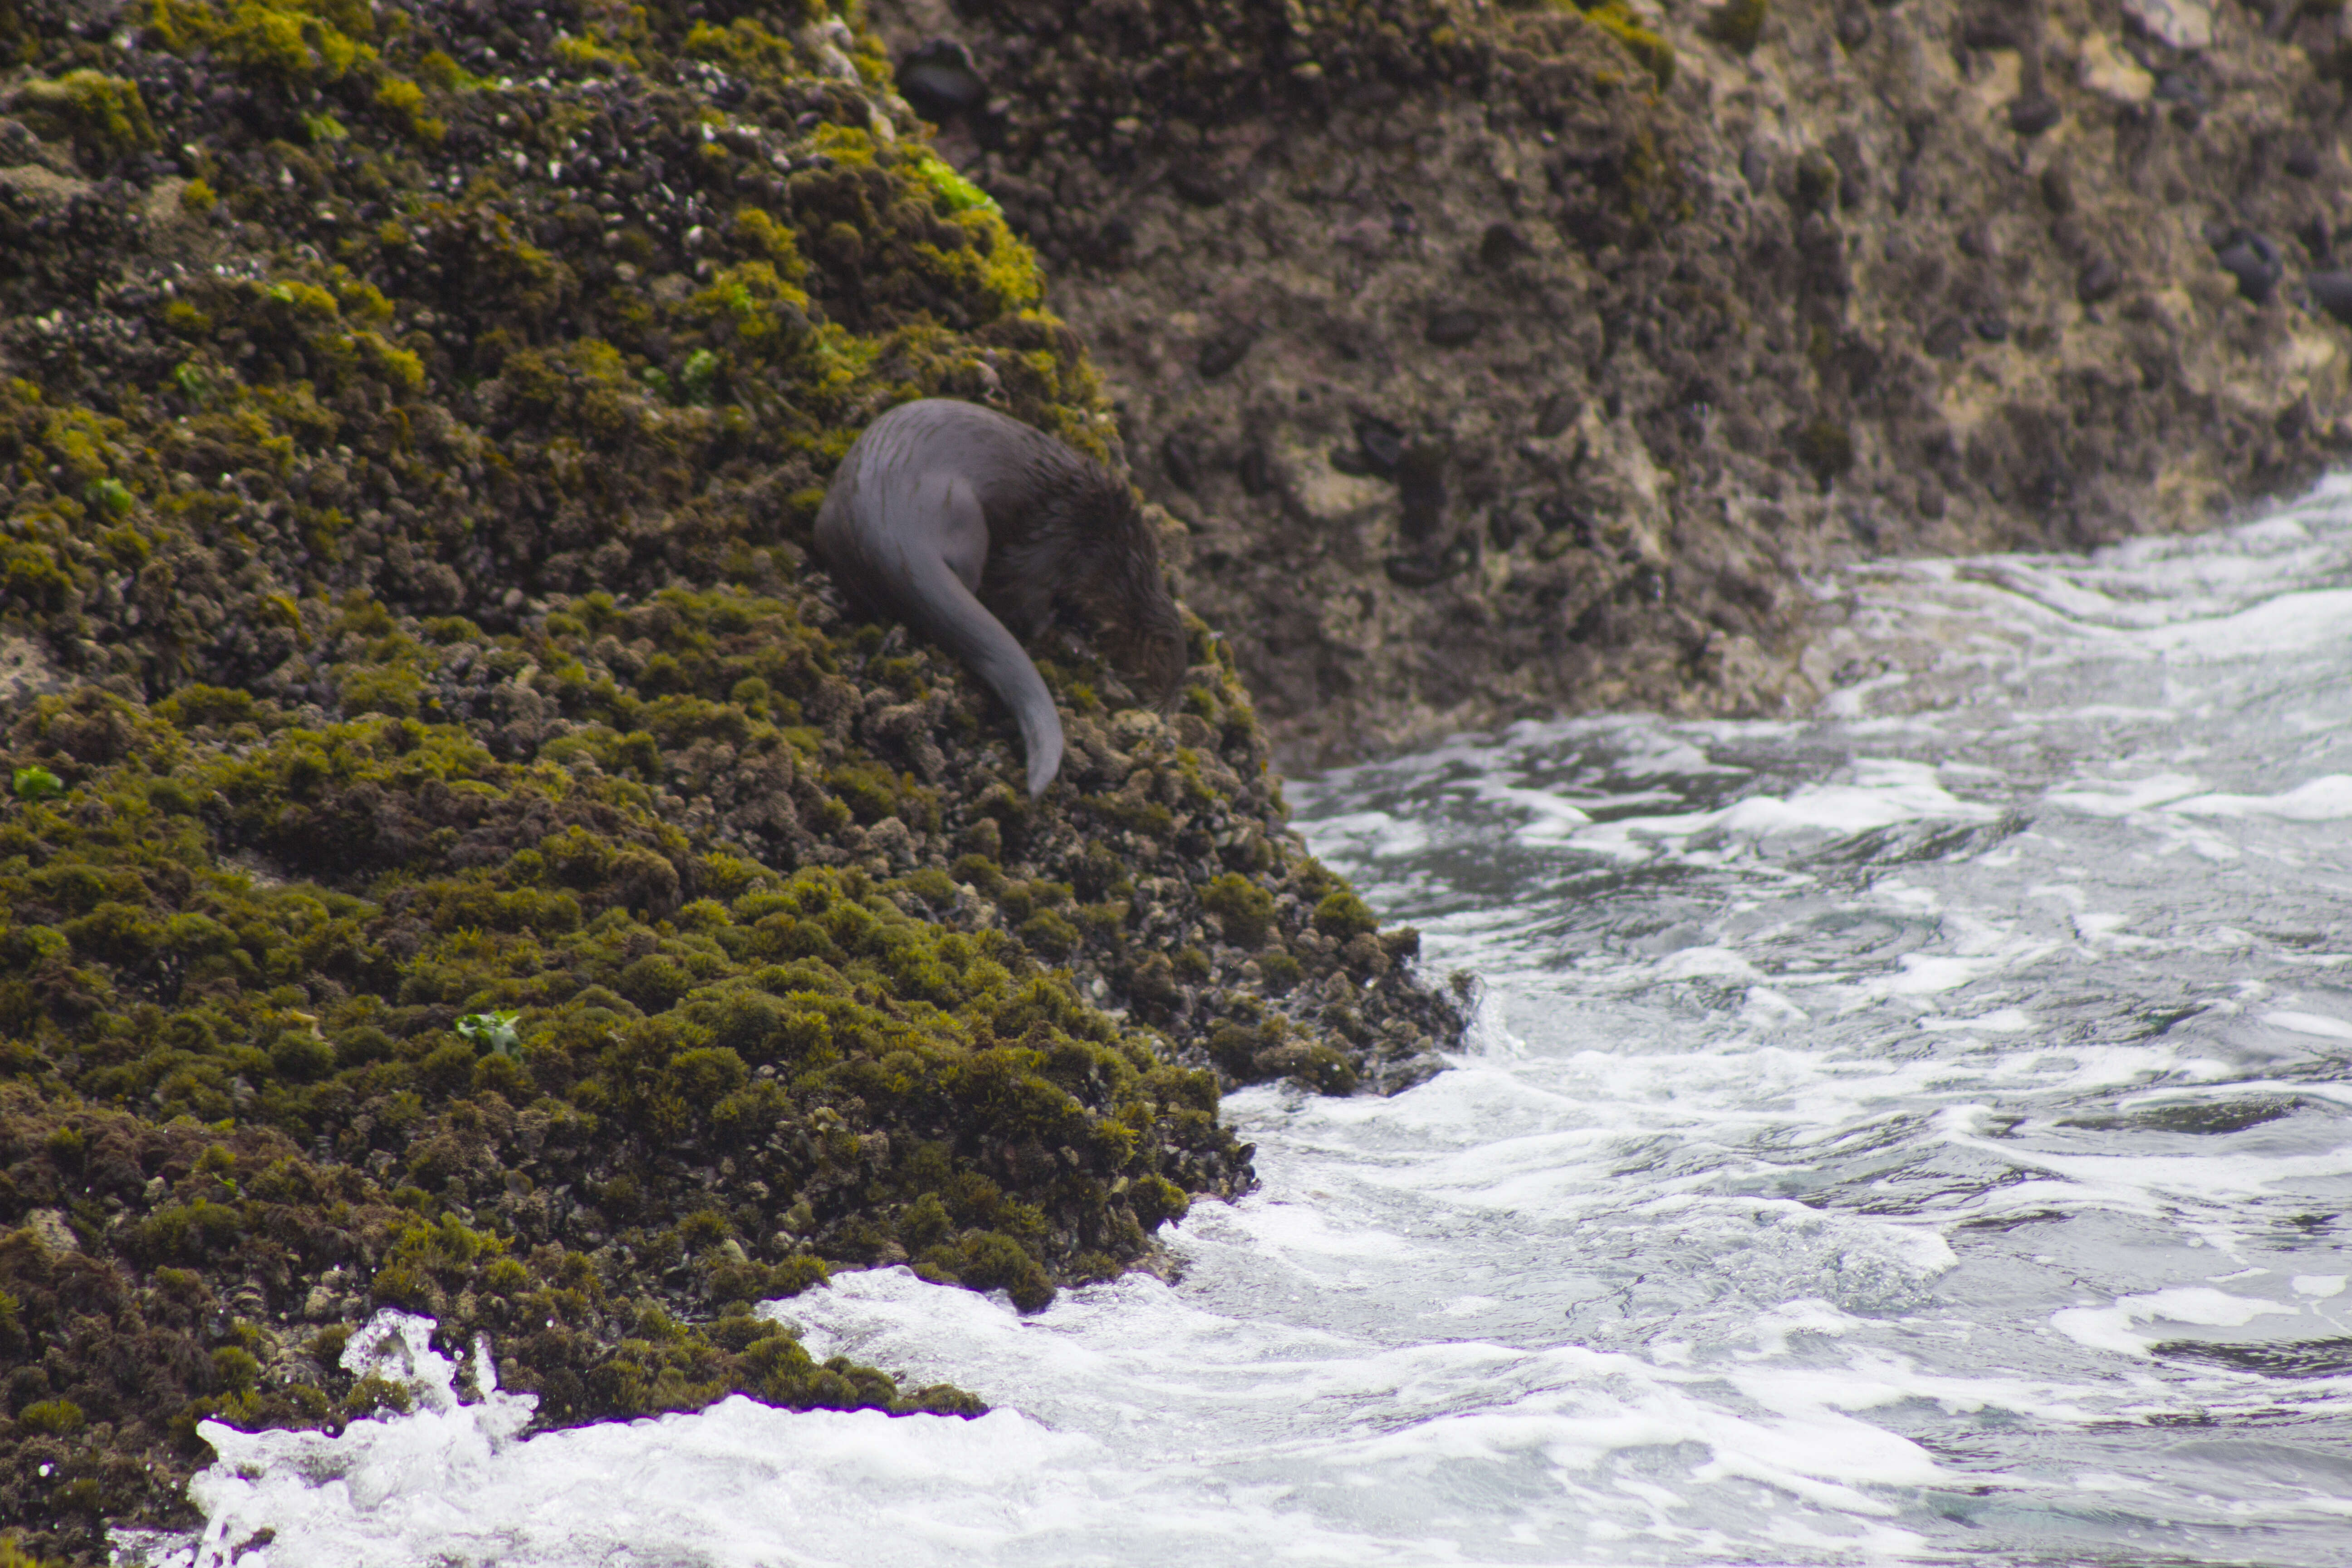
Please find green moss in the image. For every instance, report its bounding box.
[0,1535,73,1568]
[1200,873,1275,947]
[9,70,158,162]
[147,0,381,88]
[1294,1043,1359,1095]
[1313,891,1381,942]
[1577,0,1675,89]
[934,1230,1054,1311]
[911,148,1001,217]
[15,1399,84,1436]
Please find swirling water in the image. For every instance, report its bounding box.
[132,485,2352,1567]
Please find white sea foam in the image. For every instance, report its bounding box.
[2052,1287,2304,1357]
[1559,759,2000,860]
[2262,1009,2352,1039]
[2168,775,2352,820]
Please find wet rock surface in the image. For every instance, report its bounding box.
[0,0,1458,1552]
[870,0,2352,765]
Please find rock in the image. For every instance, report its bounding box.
[1354,411,1401,472]
[1383,553,1452,587]
[2078,258,2122,304]
[1396,442,1448,541]
[2286,144,2321,179]
[1424,307,1485,347]
[1534,393,1582,440]
[1237,445,1278,495]
[1162,431,1201,490]
[2214,232,2283,304]
[25,1208,78,1254]
[1384,534,1477,588]
[1196,324,1258,378]
[1701,0,1768,53]
[0,5,1497,1538]
[2154,71,2208,133]
[2008,93,2061,137]
[2123,0,2214,49]
[1535,495,1595,547]
[1836,6,1872,49]
[1740,143,1769,193]
[1170,167,1228,207]
[1975,312,2012,342]
[1478,221,1531,269]
[2078,31,2156,103]
[2309,271,2352,326]
[1108,708,1166,753]
[0,633,64,707]
[897,39,987,121]
[1793,148,1840,214]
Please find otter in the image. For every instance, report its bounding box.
[814,398,1186,797]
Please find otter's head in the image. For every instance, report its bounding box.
[1118,582,1188,710]
[1072,484,1187,708]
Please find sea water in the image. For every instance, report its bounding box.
[122,482,2352,1568]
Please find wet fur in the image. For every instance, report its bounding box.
[814,398,1186,796]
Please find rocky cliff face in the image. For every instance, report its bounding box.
[0,0,1457,1551]
[872,0,2352,764]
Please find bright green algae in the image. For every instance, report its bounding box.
[0,0,1457,1551]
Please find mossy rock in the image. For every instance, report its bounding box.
[0,0,1460,1553]
[1574,0,1676,90]
[1700,0,1768,56]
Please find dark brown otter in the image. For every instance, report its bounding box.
[814,398,1186,796]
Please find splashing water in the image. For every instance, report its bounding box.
[120,483,2352,1567]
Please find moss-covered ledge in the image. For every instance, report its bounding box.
[0,0,1460,1553]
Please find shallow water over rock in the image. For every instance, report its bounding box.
[134,486,2352,1565]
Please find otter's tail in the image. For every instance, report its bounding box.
[895,552,1066,798]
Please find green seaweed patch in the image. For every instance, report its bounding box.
[911,148,1001,217]
[10,766,64,801]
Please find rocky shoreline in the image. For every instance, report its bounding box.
[1,0,2344,1556]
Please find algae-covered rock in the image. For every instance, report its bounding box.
[0,0,1459,1550]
